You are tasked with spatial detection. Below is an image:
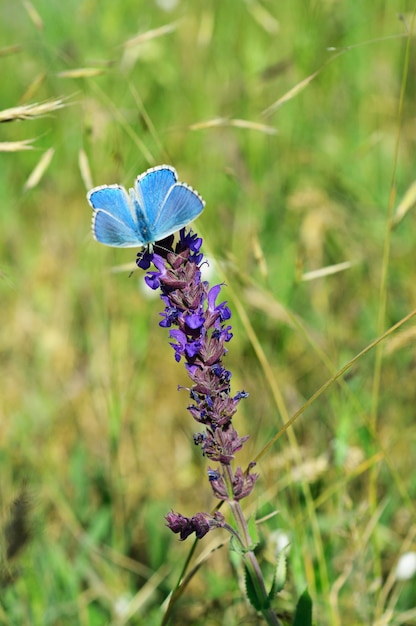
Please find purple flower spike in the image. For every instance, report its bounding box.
[137,228,257,541]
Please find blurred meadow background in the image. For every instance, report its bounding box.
[1,1,416,624]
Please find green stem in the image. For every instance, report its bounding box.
[227,497,282,626]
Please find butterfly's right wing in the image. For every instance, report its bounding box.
[152,183,205,242]
[87,185,145,247]
[133,165,178,224]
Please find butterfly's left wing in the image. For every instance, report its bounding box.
[88,185,145,247]
[92,210,146,247]
[152,183,205,242]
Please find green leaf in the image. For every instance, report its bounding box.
[247,515,260,549]
[268,545,289,599]
[244,564,268,612]
[293,588,313,626]
[229,534,246,556]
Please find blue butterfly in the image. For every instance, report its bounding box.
[87,164,205,248]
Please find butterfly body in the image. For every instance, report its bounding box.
[87,165,205,248]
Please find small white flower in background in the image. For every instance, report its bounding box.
[114,594,132,618]
[269,529,291,557]
[155,0,179,10]
[395,551,416,581]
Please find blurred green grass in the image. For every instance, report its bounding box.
[1,1,416,624]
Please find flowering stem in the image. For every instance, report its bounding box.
[228,498,252,548]
[137,229,282,624]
